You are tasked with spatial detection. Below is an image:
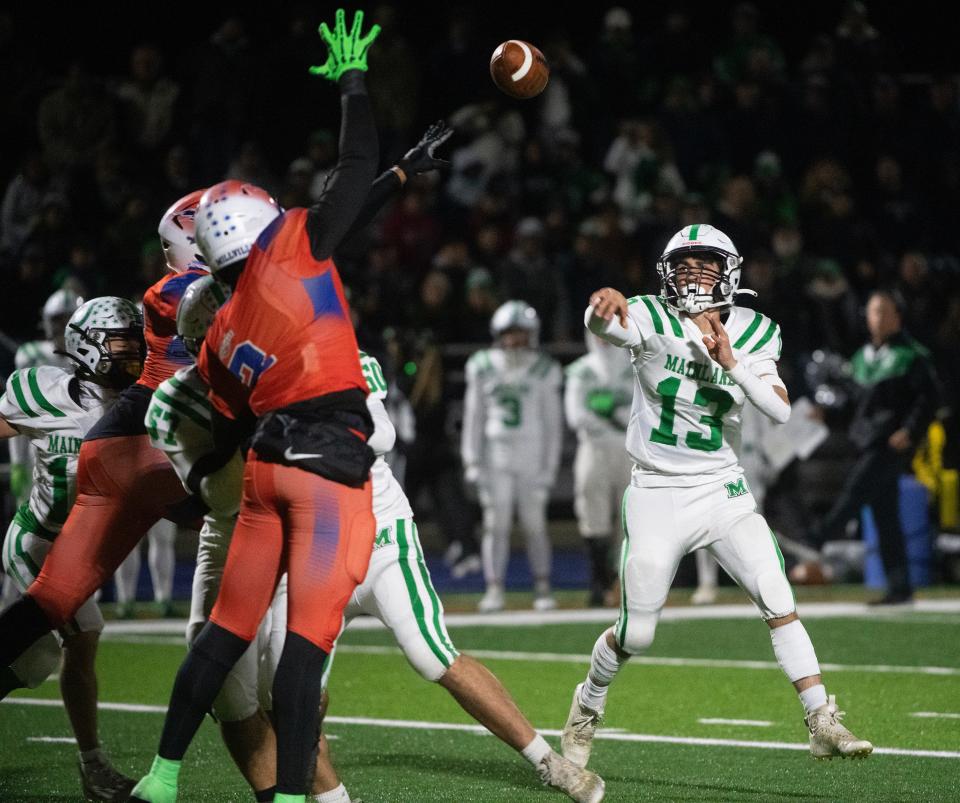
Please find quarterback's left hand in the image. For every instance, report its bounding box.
[397,121,454,179]
[699,311,737,369]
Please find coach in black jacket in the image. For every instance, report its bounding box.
[815,290,939,604]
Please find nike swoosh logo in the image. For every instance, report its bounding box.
[283,447,324,461]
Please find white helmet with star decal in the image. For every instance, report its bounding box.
[64,297,145,388]
[657,224,752,313]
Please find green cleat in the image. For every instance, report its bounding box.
[129,756,181,803]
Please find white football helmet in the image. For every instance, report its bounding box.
[195,180,281,271]
[158,189,208,273]
[656,224,747,313]
[64,297,144,388]
[42,288,83,341]
[176,275,231,357]
[490,300,540,347]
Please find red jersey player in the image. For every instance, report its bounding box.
[131,10,398,803]
[0,190,209,669]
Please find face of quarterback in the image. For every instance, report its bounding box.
[672,254,723,296]
[499,328,532,350]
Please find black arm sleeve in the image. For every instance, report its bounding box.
[335,169,403,254]
[306,71,379,262]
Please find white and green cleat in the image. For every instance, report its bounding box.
[560,682,604,769]
[805,695,874,759]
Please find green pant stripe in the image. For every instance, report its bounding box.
[167,376,211,409]
[733,311,763,349]
[152,387,211,429]
[655,297,684,337]
[615,488,630,647]
[411,522,457,659]
[10,373,38,417]
[639,296,665,335]
[769,529,796,606]
[4,523,30,589]
[396,520,452,668]
[27,368,66,417]
[15,527,41,578]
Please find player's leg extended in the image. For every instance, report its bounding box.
[358,518,603,802]
[516,473,554,609]
[710,505,873,758]
[692,549,719,604]
[183,514,279,799]
[563,484,684,768]
[0,437,184,667]
[132,460,284,803]
[574,443,614,606]
[275,467,374,798]
[478,468,514,612]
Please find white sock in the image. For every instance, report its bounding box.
[315,783,351,803]
[799,684,828,715]
[580,630,626,712]
[79,747,104,764]
[770,620,821,683]
[520,733,551,766]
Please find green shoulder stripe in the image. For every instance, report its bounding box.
[10,372,38,417]
[626,296,640,306]
[27,368,66,418]
[733,311,763,350]
[531,354,552,378]
[655,297,683,337]
[639,296,665,335]
[468,349,492,374]
[749,320,779,354]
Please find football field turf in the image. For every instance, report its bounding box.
[2,599,958,802]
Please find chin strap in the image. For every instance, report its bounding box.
[734,289,758,298]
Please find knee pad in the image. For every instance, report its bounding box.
[10,635,61,689]
[756,568,796,619]
[617,611,657,655]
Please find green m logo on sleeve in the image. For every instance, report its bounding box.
[725,478,749,498]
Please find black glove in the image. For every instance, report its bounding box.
[398,120,454,177]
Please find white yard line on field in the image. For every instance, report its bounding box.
[94,635,960,677]
[910,712,960,719]
[325,644,960,677]
[99,599,960,638]
[698,718,773,727]
[5,698,959,760]
[27,736,76,744]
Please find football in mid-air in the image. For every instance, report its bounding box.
[490,40,549,99]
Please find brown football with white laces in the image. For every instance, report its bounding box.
[490,40,549,99]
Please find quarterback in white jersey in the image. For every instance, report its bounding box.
[0,296,142,801]
[564,333,634,606]
[146,280,604,803]
[461,300,563,613]
[561,224,873,766]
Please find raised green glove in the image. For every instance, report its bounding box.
[309,9,381,81]
[587,390,615,418]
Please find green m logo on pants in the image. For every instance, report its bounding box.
[725,478,749,499]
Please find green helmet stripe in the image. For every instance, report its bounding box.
[688,224,700,241]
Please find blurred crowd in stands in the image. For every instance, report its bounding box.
[2,1,958,415]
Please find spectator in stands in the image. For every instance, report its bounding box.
[0,152,56,260]
[114,44,181,158]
